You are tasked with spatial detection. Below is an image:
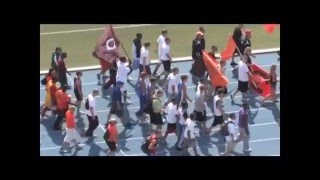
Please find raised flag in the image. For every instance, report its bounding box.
[93,25,120,64]
[220,35,236,61]
[249,64,271,97]
[202,50,229,87]
[263,24,276,34]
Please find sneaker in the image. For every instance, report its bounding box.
[127,76,133,81]
[123,100,132,105]
[243,148,252,153]
[59,148,71,154]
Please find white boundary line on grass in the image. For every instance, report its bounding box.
[40,24,154,36]
[39,63,280,90]
[40,48,280,74]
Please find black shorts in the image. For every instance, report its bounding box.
[139,64,151,75]
[238,80,249,93]
[194,110,206,122]
[212,115,224,127]
[106,141,117,151]
[150,112,164,125]
[74,89,83,101]
[166,123,177,133]
[162,60,171,71]
[109,103,124,117]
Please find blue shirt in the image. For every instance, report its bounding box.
[112,86,122,103]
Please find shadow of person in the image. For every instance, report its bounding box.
[87,139,103,156]
[76,116,86,136]
[117,127,134,152]
[126,79,138,90]
[195,133,212,156]
[263,102,280,124]
[101,87,113,100]
[40,115,65,145]
[210,131,226,155]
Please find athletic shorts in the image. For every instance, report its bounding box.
[212,115,224,127]
[162,60,171,72]
[238,80,249,93]
[166,123,177,133]
[106,141,117,151]
[194,110,206,122]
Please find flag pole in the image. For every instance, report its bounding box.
[109,24,132,65]
[229,33,257,89]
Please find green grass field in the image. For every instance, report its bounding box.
[40,24,280,71]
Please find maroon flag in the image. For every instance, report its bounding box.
[93,25,120,64]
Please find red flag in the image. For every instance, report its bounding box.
[93,25,120,64]
[263,24,276,34]
[220,35,236,61]
[249,64,271,97]
[202,50,229,87]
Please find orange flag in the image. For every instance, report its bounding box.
[263,24,276,34]
[249,64,271,97]
[220,35,236,61]
[202,50,229,87]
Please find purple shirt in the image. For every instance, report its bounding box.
[238,108,248,129]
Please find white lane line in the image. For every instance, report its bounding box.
[126,137,280,156]
[40,126,279,151]
[40,24,154,35]
[40,107,278,135]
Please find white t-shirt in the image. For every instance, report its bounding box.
[140,47,150,65]
[157,35,166,58]
[184,118,196,139]
[167,73,178,94]
[86,94,96,117]
[225,119,236,142]
[161,43,170,61]
[164,102,178,124]
[116,61,130,83]
[213,95,222,116]
[177,108,186,125]
[238,60,249,82]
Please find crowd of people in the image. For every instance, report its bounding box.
[40,24,280,156]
